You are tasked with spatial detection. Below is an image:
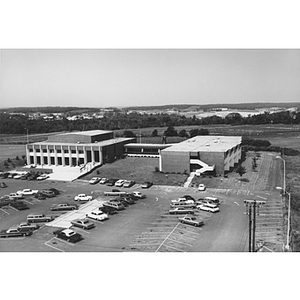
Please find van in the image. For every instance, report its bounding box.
[203,196,220,205]
[103,201,125,211]
[27,214,54,223]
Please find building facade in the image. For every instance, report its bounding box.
[26,130,136,168]
[160,136,242,175]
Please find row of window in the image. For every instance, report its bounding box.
[29,149,84,154]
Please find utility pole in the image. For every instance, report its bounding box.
[244,199,266,252]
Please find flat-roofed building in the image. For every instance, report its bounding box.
[160,136,242,175]
[26,130,136,168]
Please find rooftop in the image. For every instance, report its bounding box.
[161,136,242,153]
[30,137,135,147]
[50,130,112,137]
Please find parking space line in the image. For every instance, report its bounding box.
[167,237,192,247]
[172,232,197,240]
[176,226,200,235]
[9,206,19,211]
[53,237,75,246]
[0,208,10,215]
[45,238,65,252]
[155,222,181,252]
[71,227,92,234]
[23,199,34,205]
[160,243,184,252]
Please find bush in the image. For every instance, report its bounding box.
[154,166,159,172]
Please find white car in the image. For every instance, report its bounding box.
[171,198,194,204]
[131,191,146,199]
[86,210,109,221]
[197,204,220,213]
[99,178,108,184]
[37,174,49,180]
[197,200,218,209]
[198,184,206,191]
[74,194,93,202]
[115,179,125,187]
[17,189,39,196]
[89,177,100,184]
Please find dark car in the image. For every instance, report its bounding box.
[110,198,129,207]
[106,179,118,186]
[123,180,136,188]
[40,190,56,198]
[141,181,153,189]
[48,188,60,195]
[119,195,135,205]
[98,205,118,215]
[34,192,47,200]
[183,195,195,201]
[53,229,83,243]
[9,201,30,210]
[0,182,7,188]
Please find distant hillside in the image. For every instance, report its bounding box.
[127,102,300,111]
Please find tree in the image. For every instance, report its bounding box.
[164,126,178,137]
[235,165,246,177]
[178,129,188,137]
[16,156,20,160]
[252,157,257,171]
[190,128,209,138]
[123,130,136,138]
[151,129,158,137]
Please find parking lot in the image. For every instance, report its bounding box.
[0,151,285,252]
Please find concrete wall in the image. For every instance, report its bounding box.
[199,151,225,175]
[161,151,190,173]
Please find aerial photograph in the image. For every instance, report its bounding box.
[1,48,299,254]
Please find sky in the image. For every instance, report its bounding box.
[1,49,300,109]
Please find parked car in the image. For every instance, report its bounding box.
[103,200,125,211]
[8,193,24,199]
[37,174,49,180]
[27,214,55,223]
[99,178,108,184]
[183,195,195,201]
[141,181,153,189]
[123,180,135,188]
[169,207,195,215]
[198,184,206,191]
[53,229,83,243]
[0,226,33,238]
[130,191,146,199]
[50,203,78,211]
[98,205,118,215]
[40,190,56,198]
[74,194,93,202]
[89,177,100,184]
[171,198,195,205]
[196,199,218,209]
[18,222,40,232]
[119,195,135,205]
[71,218,95,230]
[13,174,24,179]
[17,189,38,196]
[9,201,30,210]
[48,188,60,195]
[179,216,204,227]
[197,204,220,213]
[86,210,109,221]
[0,182,7,188]
[115,179,125,187]
[34,192,47,200]
[106,178,118,186]
[111,198,129,207]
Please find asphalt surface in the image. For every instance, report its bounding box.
[0,154,285,252]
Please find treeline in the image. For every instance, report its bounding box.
[1,110,300,135]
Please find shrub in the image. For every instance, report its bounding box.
[154,166,159,172]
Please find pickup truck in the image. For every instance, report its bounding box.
[171,198,195,205]
[0,227,33,238]
[103,190,127,196]
[51,203,78,211]
[18,222,40,232]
